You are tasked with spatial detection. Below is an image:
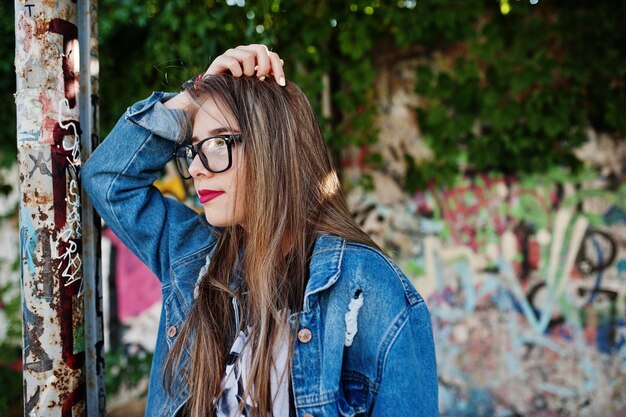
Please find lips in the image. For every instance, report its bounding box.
[197,189,225,204]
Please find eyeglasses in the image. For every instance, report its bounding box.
[173,134,242,179]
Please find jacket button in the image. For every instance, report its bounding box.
[167,325,178,338]
[298,328,312,344]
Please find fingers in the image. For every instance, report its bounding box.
[205,55,244,78]
[226,47,258,76]
[239,44,270,77]
[268,51,285,86]
[204,44,286,86]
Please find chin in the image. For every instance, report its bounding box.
[204,212,237,228]
[205,213,227,227]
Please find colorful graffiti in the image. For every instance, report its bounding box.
[341,61,626,416]
[102,229,162,352]
[351,172,626,417]
[95,133,626,416]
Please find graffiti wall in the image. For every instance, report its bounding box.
[422,176,625,417]
[89,71,626,415]
[346,63,626,417]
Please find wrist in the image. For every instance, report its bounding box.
[163,91,192,110]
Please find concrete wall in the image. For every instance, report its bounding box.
[345,60,626,417]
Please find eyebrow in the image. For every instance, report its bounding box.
[191,127,238,143]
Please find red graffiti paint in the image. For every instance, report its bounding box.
[61,381,85,417]
[41,116,57,144]
[432,174,553,253]
[48,19,79,108]
[56,238,85,369]
[528,239,540,271]
[50,117,85,375]
[51,118,85,374]
[51,121,82,229]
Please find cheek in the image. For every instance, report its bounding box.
[231,151,246,199]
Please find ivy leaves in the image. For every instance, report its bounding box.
[410,1,624,189]
[4,1,622,187]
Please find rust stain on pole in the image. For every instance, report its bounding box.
[78,0,106,413]
[15,0,89,414]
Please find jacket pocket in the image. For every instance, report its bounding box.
[338,372,371,417]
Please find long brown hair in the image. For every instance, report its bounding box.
[164,74,378,417]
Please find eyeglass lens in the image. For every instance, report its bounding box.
[174,137,231,178]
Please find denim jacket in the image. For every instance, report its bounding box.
[82,92,439,417]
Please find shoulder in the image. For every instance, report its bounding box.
[319,240,435,387]
[311,238,427,352]
[338,241,424,308]
[305,233,425,316]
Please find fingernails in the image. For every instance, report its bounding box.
[278,76,286,87]
[258,76,266,81]
[280,59,284,66]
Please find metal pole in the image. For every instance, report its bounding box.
[15,0,102,413]
[78,0,106,414]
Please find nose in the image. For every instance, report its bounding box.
[188,155,213,178]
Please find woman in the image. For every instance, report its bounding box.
[83,45,438,417]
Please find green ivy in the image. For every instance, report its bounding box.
[412,0,625,188]
[0,2,16,168]
[95,0,625,192]
[3,1,624,190]
[105,346,154,398]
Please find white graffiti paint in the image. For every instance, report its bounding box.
[57,98,81,165]
[51,98,83,291]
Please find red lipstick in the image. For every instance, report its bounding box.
[198,189,225,204]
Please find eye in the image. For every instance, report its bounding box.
[210,138,227,148]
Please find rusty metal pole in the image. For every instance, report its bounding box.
[15,0,103,414]
[78,0,106,413]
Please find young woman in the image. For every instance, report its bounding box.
[83,45,439,417]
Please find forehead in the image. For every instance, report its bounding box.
[191,96,240,140]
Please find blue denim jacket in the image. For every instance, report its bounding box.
[82,92,439,417]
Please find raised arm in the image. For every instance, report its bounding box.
[82,45,285,283]
[82,92,216,283]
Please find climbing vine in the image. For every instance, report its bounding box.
[95,0,626,190]
[411,0,626,189]
[1,1,624,180]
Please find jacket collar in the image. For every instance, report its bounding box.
[303,233,346,312]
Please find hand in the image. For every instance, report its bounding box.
[204,44,285,86]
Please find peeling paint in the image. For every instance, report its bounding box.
[16,0,89,414]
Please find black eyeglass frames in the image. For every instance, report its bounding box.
[173,134,242,179]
